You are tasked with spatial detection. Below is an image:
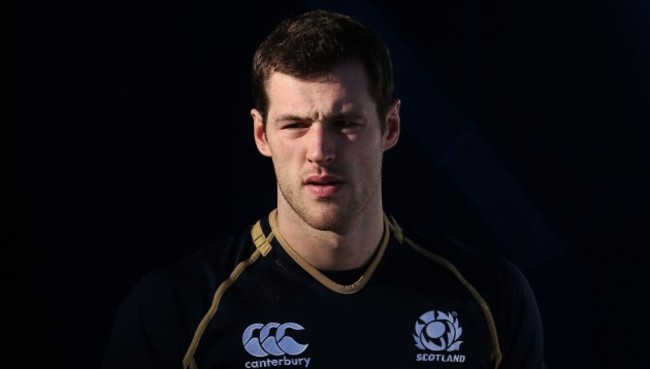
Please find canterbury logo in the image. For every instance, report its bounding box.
[414,310,464,352]
[242,322,309,357]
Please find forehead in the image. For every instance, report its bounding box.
[266,62,375,118]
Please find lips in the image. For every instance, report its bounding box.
[305,174,342,185]
[304,174,344,197]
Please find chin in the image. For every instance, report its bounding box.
[304,206,351,232]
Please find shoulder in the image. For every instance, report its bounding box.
[116,223,256,329]
[144,224,256,303]
[395,220,546,367]
[102,224,258,368]
[394,218,539,321]
[395,220,514,286]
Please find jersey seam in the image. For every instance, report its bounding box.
[182,247,263,369]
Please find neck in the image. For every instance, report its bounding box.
[273,203,385,271]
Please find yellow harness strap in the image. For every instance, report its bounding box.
[251,220,273,256]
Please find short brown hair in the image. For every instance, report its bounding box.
[251,9,394,124]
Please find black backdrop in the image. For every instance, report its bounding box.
[5,0,650,368]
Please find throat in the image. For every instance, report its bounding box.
[318,243,380,285]
[320,264,368,285]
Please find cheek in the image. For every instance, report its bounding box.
[270,145,300,172]
[272,142,299,160]
[344,151,376,178]
[356,138,384,161]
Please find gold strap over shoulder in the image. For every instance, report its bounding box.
[182,218,271,369]
[386,214,403,243]
[251,219,273,256]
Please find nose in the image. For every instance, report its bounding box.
[306,124,335,166]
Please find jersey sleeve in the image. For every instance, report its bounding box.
[495,258,547,369]
[101,272,189,369]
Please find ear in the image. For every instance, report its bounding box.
[382,99,401,151]
[251,108,272,157]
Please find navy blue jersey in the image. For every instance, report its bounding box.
[102,210,546,369]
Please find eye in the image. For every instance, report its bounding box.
[334,120,357,128]
[283,122,309,130]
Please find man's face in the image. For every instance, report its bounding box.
[252,61,400,232]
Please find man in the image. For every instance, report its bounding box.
[102,9,547,369]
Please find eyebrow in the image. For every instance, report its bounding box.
[274,111,366,123]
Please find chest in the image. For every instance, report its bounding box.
[192,255,494,369]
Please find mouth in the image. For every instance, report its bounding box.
[305,175,342,185]
[304,175,344,197]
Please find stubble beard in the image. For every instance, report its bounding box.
[277,172,381,234]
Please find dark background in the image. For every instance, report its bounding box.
[5,0,650,368]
